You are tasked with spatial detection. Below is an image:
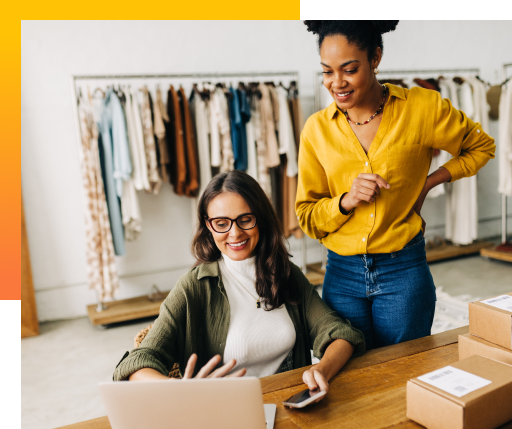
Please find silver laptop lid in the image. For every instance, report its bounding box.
[99,377,266,429]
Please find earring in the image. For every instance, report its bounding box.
[374,67,379,75]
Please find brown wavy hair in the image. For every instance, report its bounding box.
[191,170,299,310]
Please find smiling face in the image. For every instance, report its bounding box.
[206,192,260,261]
[320,34,381,110]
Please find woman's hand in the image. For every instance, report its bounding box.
[302,367,329,402]
[129,354,246,381]
[340,174,390,214]
[183,354,247,379]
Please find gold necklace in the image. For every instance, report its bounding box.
[222,260,261,308]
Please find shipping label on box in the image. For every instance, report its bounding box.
[468,292,512,350]
[459,333,512,365]
[407,355,512,429]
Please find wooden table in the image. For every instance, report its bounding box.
[58,326,512,429]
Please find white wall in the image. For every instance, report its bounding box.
[21,20,512,322]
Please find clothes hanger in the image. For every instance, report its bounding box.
[453,77,465,85]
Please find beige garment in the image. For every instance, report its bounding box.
[127,88,150,192]
[154,88,171,182]
[258,83,280,168]
[251,95,272,197]
[212,86,234,172]
[140,87,162,194]
[78,96,119,301]
[267,85,280,134]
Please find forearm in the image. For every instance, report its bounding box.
[128,367,169,381]
[314,339,355,382]
[426,166,452,191]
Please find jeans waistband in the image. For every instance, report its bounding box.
[328,231,424,262]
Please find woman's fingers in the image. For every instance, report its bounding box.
[313,370,329,393]
[208,359,237,378]
[183,353,197,379]
[195,354,222,378]
[358,173,390,189]
[226,368,247,378]
[303,369,318,391]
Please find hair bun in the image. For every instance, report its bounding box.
[372,20,399,35]
[304,20,325,35]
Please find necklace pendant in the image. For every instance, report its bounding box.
[256,301,261,308]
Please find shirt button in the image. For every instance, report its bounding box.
[370,214,374,217]
[477,130,481,133]
[362,238,366,242]
[365,162,369,166]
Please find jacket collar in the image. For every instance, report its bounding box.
[328,83,406,120]
[196,260,221,280]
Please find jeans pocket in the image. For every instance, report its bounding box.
[402,231,424,250]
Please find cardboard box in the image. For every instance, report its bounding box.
[407,355,512,429]
[459,333,512,366]
[468,292,512,350]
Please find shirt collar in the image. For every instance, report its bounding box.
[196,260,221,280]
[328,83,406,120]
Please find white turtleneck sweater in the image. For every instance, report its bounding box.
[219,254,296,377]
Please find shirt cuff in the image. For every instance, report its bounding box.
[441,159,465,183]
[324,193,353,231]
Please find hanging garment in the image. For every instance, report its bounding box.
[244,89,258,181]
[95,92,126,256]
[78,95,119,300]
[210,86,234,172]
[179,86,200,197]
[228,87,245,171]
[276,86,298,177]
[121,179,142,241]
[153,88,171,183]
[238,87,251,171]
[289,88,305,154]
[205,84,221,169]
[167,85,187,194]
[140,87,162,194]
[125,87,150,192]
[258,83,280,169]
[190,88,212,198]
[445,79,478,245]
[103,89,132,199]
[498,82,512,196]
[251,93,271,197]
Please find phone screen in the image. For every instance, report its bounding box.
[284,389,317,404]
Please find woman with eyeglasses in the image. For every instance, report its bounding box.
[113,170,365,398]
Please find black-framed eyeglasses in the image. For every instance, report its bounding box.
[206,213,258,233]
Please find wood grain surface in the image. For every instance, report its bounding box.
[57,326,512,429]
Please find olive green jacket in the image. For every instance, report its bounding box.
[113,261,365,381]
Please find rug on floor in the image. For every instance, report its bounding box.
[431,286,479,335]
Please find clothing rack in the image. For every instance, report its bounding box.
[481,62,512,264]
[310,67,494,271]
[70,71,310,326]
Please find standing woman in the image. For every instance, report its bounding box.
[296,21,495,350]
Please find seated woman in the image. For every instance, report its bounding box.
[113,170,365,394]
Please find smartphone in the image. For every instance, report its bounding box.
[282,388,327,408]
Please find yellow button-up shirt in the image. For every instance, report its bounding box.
[296,84,496,256]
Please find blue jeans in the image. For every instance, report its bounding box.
[323,232,436,350]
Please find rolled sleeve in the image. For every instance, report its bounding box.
[112,286,186,381]
[431,95,495,182]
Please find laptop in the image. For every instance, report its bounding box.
[99,377,276,429]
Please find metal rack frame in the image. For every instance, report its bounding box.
[70,71,302,312]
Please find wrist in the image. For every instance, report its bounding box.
[339,193,354,215]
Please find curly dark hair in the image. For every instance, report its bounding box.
[304,20,399,60]
[191,170,299,311]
